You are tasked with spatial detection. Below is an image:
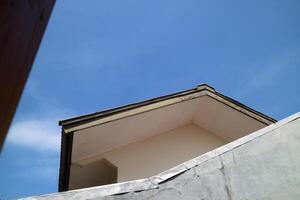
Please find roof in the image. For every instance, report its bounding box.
[26,112,300,200]
[58,83,277,192]
[59,84,276,131]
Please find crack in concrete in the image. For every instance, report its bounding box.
[219,157,233,200]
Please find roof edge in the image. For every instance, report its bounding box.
[59,87,197,126]
[59,84,276,130]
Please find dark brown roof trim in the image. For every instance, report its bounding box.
[58,130,73,192]
[59,88,196,127]
[59,84,276,130]
[214,91,276,124]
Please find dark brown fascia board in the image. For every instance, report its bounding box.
[58,84,216,127]
[59,84,276,130]
[58,88,197,127]
[214,91,276,124]
[58,130,73,192]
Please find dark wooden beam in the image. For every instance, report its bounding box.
[0,0,56,150]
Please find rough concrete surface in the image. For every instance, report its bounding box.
[22,113,300,200]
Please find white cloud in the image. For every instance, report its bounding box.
[2,77,75,188]
[6,77,75,153]
[5,117,63,183]
[12,154,59,182]
[7,119,60,152]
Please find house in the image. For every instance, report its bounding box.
[22,84,300,200]
[58,84,276,191]
[24,112,300,200]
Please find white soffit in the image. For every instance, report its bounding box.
[72,95,267,163]
[193,96,266,141]
[72,98,200,162]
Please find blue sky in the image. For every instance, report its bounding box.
[1,0,300,199]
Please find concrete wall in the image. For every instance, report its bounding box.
[103,114,300,200]
[21,113,300,200]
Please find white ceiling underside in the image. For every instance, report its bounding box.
[72,95,266,162]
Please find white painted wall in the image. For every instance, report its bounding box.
[69,159,117,190]
[100,124,226,182]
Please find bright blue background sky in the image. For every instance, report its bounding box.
[1,0,300,199]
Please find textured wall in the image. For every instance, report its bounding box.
[22,113,300,200]
[102,116,300,200]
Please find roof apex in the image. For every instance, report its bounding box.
[196,84,215,92]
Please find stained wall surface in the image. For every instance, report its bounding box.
[21,113,300,200]
[103,115,300,200]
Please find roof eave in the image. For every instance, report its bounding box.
[60,85,276,134]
